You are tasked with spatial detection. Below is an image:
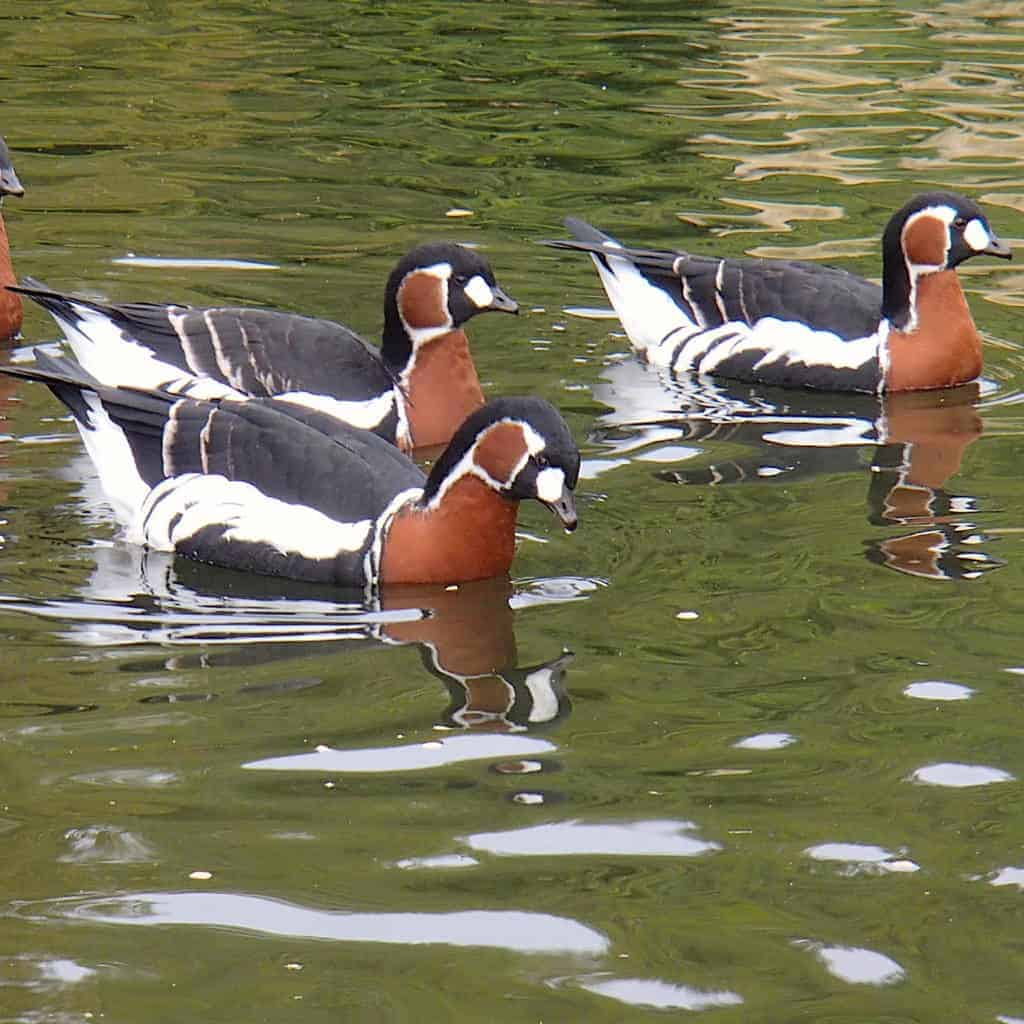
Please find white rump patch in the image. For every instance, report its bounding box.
[54,306,191,392]
[963,217,991,252]
[462,274,494,309]
[535,466,566,504]
[134,473,373,561]
[587,244,692,352]
[276,389,396,432]
[75,392,150,524]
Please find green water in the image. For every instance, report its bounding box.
[4,1,1024,1020]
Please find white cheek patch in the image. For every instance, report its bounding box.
[463,274,495,309]
[535,466,566,504]
[963,218,991,252]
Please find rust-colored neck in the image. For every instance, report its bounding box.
[886,270,982,391]
[0,212,22,341]
[380,476,517,585]
[406,329,485,450]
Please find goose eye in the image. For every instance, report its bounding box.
[535,454,549,470]
[953,216,968,230]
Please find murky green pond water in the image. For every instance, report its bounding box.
[4,1,1024,1020]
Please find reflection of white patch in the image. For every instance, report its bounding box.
[463,274,494,309]
[795,940,905,986]
[535,466,565,504]
[580,977,743,1012]
[963,217,991,252]
[524,667,560,722]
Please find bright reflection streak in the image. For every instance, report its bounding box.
[28,892,610,957]
[579,975,743,1010]
[245,734,556,773]
[464,819,720,858]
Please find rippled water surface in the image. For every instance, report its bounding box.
[5,1,1024,1020]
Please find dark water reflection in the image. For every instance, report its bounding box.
[6,1,1024,1021]
[586,354,1007,580]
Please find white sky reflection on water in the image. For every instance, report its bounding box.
[245,734,557,773]
[903,681,976,701]
[909,763,1014,788]
[463,819,721,858]
[32,892,609,956]
[805,843,920,874]
[577,976,743,1010]
[793,940,905,986]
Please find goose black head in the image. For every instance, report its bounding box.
[882,192,1010,329]
[382,242,518,367]
[423,396,580,531]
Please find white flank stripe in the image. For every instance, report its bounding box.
[134,473,373,560]
[165,375,240,401]
[231,319,251,390]
[714,260,727,321]
[199,408,217,474]
[203,310,234,381]
[162,400,183,475]
[168,308,204,375]
[277,389,396,431]
[647,317,884,377]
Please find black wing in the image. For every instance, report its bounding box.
[12,283,396,402]
[547,220,884,341]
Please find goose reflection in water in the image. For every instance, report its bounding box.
[2,542,578,733]
[586,357,1001,581]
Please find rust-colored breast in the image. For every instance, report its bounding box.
[406,329,485,449]
[380,476,518,585]
[886,271,982,391]
[0,214,22,341]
